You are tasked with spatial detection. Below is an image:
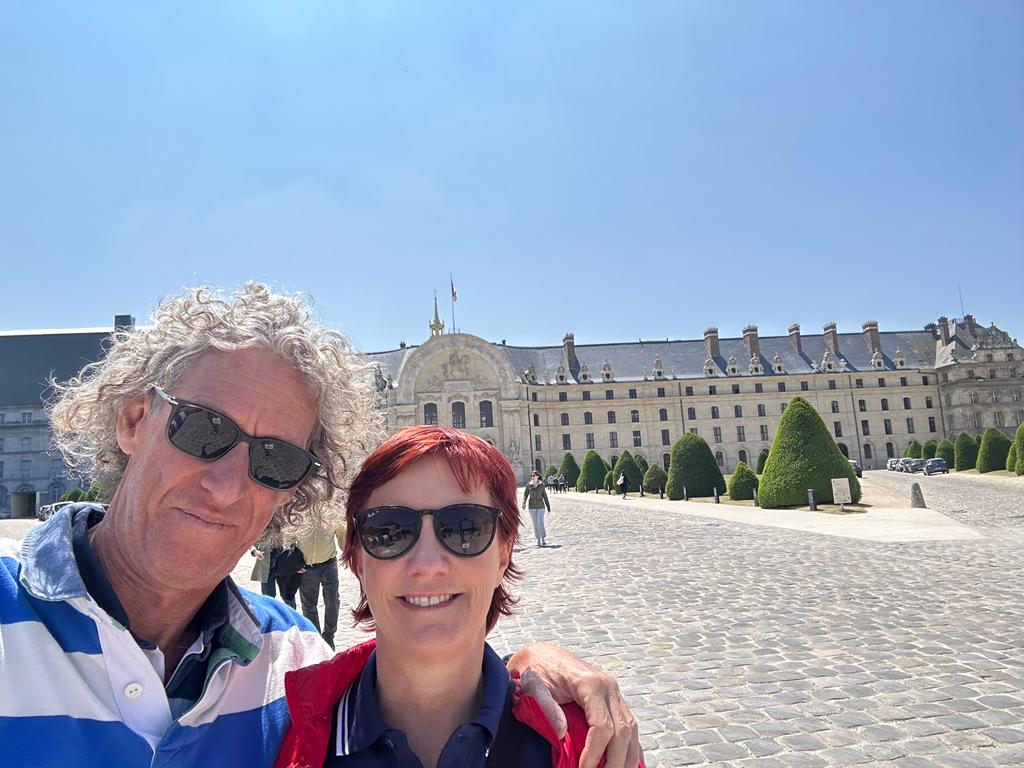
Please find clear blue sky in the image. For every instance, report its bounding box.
[2,1,1021,351]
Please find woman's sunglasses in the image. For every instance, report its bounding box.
[153,386,320,491]
[354,504,500,560]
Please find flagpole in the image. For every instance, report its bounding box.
[450,274,456,334]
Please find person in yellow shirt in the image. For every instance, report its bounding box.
[297,524,346,649]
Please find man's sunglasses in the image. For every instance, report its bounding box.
[354,504,500,560]
[153,386,320,491]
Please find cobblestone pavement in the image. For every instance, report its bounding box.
[4,472,1023,767]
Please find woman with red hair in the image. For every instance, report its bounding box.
[274,426,642,768]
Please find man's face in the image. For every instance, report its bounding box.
[110,348,318,593]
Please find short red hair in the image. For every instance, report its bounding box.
[342,426,523,632]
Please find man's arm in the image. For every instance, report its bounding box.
[508,643,641,768]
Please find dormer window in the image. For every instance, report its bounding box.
[525,365,538,384]
[704,358,716,377]
[727,356,738,375]
[871,351,885,370]
[894,350,906,368]
[652,355,664,379]
[556,364,567,384]
[601,360,613,382]
[822,351,835,372]
[772,354,784,374]
[579,364,590,382]
[748,357,763,374]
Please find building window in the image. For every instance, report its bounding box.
[661,429,670,446]
[563,434,572,450]
[586,433,595,449]
[736,426,745,442]
[531,392,537,402]
[925,397,933,409]
[886,442,895,458]
[659,408,668,421]
[663,453,671,470]
[967,369,976,380]
[685,386,694,396]
[20,437,31,452]
[864,444,873,460]
[884,419,892,435]
[630,410,640,423]
[855,378,863,388]
[715,451,724,467]
[713,427,722,443]
[21,411,32,423]
[800,381,809,391]
[878,377,886,388]
[900,376,908,387]
[610,455,618,466]
[533,414,540,427]
[558,391,567,402]
[0,414,5,425]
[605,389,614,400]
[973,412,983,429]
[945,393,952,407]
[928,416,937,432]
[709,385,717,395]
[861,420,870,435]
[760,425,769,441]
[451,402,466,429]
[582,390,591,401]
[834,421,843,438]
[479,401,494,428]
[738,449,748,465]
[687,407,696,420]
[711,406,720,419]
[607,411,616,424]
[881,398,889,411]
[906,418,915,434]
[780,402,787,413]
[584,412,593,425]
[903,397,911,410]
[689,428,698,435]
[969,392,978,404]
[609,432,618,449]
[990,369,997,379]
[20,460,31,480]
[757,404,766,417]
[628,388,638,399]
[535,435,542,451]
[560,413,570,426]
[657,387,666,398]
[734,405,743,418]
[858,399,866,412]
[994,411,1005,427]
[828,379,837,390]
[831,401,840,413]
[755,383,763,393]
[778,382,786,392]
[632,431,642,447]
[732,384,740,395]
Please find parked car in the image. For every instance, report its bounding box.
[907,459,925,473]
[36,500,75,521]
[923,458,949,475]
[848,459,863,478]
[887,458,900,471]
[897,458,916,472]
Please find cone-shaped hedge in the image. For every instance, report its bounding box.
[545,465,559,478]
[936,439,955,466]
[611,451,643,493]
[1016,423,1024,475]
[922,440,938,461]
[603,470,614,492]
[558,453,581,487]
[643,464,668,494]
[728,462,759,501]
[903,440,923,459]
[633,454,649,475]
[954,432,978,471]
[755,448,769,474]
[977,428,1012,474]
[1008,442,1018,473]
[759,397,861,508]
[666,433,726,500]
[578,450,607,492]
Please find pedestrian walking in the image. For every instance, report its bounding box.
[297,524,345,649]
[522,470,552,546]
[249,545,280,598]
[558,473,567,493]
[617,471,630,498]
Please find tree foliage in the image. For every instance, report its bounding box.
[922,440,938,461]
[558,453,581,487]
[935,439,955,466]
[578,450,607,492]
[954,432,978,471]
[755,448,769,474]
[1016,423,1024,475]
[1008,442,1018,473]
[611,451,643,493]
[642,463,668,494]
[544,465,559,479]
[633,454,649,475]
[758,397,861,508]
[902,440,922,459]
[665,433,726,500]
[976,428,1012,474]
[728,462,759,501]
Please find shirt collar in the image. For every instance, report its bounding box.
[335,643,511,757]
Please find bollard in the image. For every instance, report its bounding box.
[753,488,759,508]
[807,488,817,511]
[910,482,927,509]
[713,487,720,504]
[683,486,688,501]
[640,484,644,498]
[659,486,664,499]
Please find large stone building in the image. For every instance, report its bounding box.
[2,308,1021,516]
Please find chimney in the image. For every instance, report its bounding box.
[114,314,135,331]
[562,332,579,372]
[742,324,760,359]
[703,327,720,359]
[862,320,880,353]
[823,322,839,354]
[937,316,950,345]
[788,323,802,355]
[963,314,977,335]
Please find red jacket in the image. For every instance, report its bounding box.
[274,639,605,768]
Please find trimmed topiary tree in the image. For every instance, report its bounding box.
[936,439,955,466]
[578,450,607,492]
[603,470,614,493]
[666,433,727,500]
[611,451,644,494]
[758,397,861,508]
[633,454,649,475]
[922,440,938,461]
[977,428,1012,474]
[728,462,759,501]
[903,440,923,459]
[544,464,559,479]
[1016,423,1024,475]
[1008,442,1018,473]
[558,453,581,487]
[60,487,84,503]
[755,448,769,474]
[954,432,978,471]
[643,463,668,494]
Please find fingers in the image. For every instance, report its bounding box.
[576,675,640,768]
[519,667,568,739]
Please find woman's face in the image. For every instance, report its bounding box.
[353,455,511,661]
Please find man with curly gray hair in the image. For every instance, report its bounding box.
[0,284,640,768]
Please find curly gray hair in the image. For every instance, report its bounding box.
[48,283,385,542]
